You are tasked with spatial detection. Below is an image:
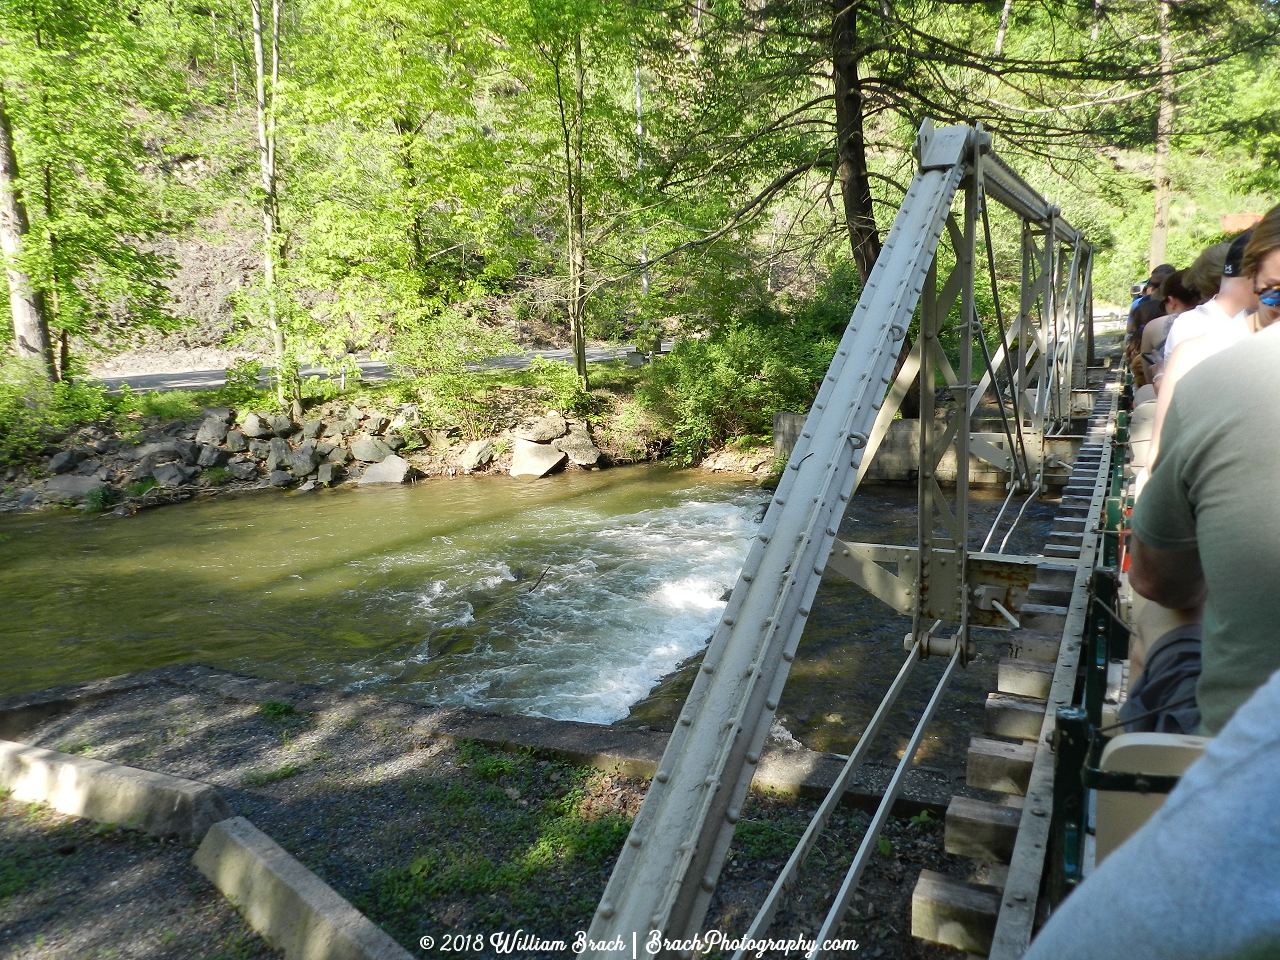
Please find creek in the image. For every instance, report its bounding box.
[0,464,1054,770]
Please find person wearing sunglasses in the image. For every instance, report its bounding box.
[1020,208,1280,960]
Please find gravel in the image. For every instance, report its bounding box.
[9,669,975,958]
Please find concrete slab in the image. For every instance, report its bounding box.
[194,817,412,960]
[0,672,156,739]
[0,739,230,844]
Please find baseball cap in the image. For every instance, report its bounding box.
[1222,229,1255,277]
[1145,263,1176,286]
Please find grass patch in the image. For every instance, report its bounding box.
[203,466,232,486]
[244,763,305,787]
[357,742,631,946]
[0,847,44,902]
[83,485,120,512]
[55,741,95,757]
[258,699,297,721]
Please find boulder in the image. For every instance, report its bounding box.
[229,458,258,481]
[268,470,294,487]
[552,424,602,467]
[195,418,230,445]
[510,438,567,478]
[514,411,568,443]
[248,438,272,460]
[317,463,338,485]
[241,413,273,439]
[43,474,107,502]
[198,445,230,468]
[47,450,85,475]
[460,439,495,473]
[364,412,391,435]
[269,414,295,437]
[161,420,187,437]
[266,437,293,473]
[91,437,120,454]
[297,480,316,492]
[325,446,352,464]
[396,402,420,423]
[302,420,324,439]
[74,459,103,476]
[359,454,412,485]
[153,463,200,487]
[315,442,334,456]
[384,433,406,451]
[202,407,233,422]
[350,437,394,463]
[134,439,198,466]
[290,440,320,476]
[225,430,248,453]
[322,420,357,439]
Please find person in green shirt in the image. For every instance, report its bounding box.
[1130,209,1280,734]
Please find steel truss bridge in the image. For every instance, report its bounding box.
[585,120,1100,960]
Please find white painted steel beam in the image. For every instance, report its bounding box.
[584,119,977,957]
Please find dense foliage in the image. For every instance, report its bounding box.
[2,0,1277,456]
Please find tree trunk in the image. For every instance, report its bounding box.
[567,33,589,391]
[832,0,879,285]
[0,86,54,378]
[252,0,291,404]
[1148,0,1174,270]
[832,2,918,415]
[995,0,1013,55]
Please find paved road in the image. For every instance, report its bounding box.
[98,344,652,394]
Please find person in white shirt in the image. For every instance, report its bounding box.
[1161,230,1257,365]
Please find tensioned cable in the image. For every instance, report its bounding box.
[981,199,1032,484]
[731,637,926,958]
[807,645,964,960]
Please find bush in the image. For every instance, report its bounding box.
[527,356,592,416]
[0,357,119,464]
[83,485,120,512]
[638,319,837,466]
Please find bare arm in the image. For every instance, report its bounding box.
[1129,534,1207,610]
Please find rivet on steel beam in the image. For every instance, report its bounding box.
[702,663,715,674]
[814,565,824,575]
[724,617,734,625]
[742,574,753,582]
[656,771,669,782]
[798,607,809,617]
[679,716,691,726]
[775,498,785,505]
[766,698,778,710]
[727,807,740,823]
[701,877,716,892]
[782,650,794,661]
[599,903,614,918]
[746,751,759,764]
[628,835,642,848]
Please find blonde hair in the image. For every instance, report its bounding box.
[1241,204,1280,278]
[1185,240,1231,299]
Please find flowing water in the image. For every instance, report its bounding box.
[0,464,1055,770]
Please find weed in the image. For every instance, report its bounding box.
[910,809,936,829]
[877,836,893,857]
[56,741,95,756]
[203,467,231,486]
[258,699,297,721]
[125,477,159,497]
[83,485,120,512]
[731,818,801,861]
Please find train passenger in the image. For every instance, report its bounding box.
[1146,224,1264,468]
[1161,232,1253,364]
[1138,269,1198,385]
[1126,221,1280,737]
[1021,665,1280,960]
[1125,298,1166,394]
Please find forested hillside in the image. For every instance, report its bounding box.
[1,0,1277,446]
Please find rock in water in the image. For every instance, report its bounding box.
[266,437,292,472]
[290,439,320,476]
[460,439,495,472]
[195,417,230,445]
[325,445,352,464]
[359,454,412,485]
[241,413,273,439]
[552,424,602,466]
[350,437,394,462]
[225,430,248,453]
[43,474,106,502]
[47,450,85,475]
[510,439,567,478]
[197,445,230,468]
[514,411,568,443]
[268,470,294,487]
[317,463,338,485]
